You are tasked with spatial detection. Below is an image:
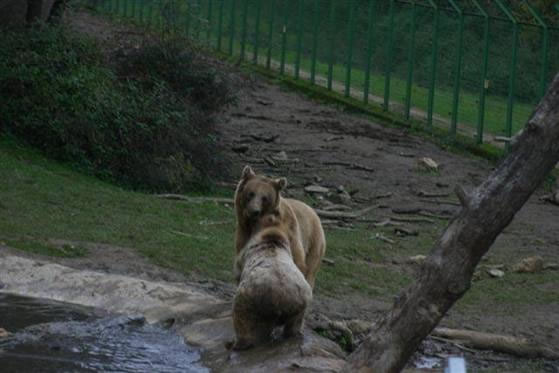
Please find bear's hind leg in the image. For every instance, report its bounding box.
[283,312,305,339]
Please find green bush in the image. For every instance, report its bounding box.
[0,23,234,192]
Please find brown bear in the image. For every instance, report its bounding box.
[231,214,312,350]
[234,165,326,288]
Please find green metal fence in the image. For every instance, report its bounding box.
[94,0,559,146]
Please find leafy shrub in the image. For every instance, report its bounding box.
[0,23,234,191]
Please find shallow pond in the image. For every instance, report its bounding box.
[0,294,208,373]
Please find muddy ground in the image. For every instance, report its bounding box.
[13,8,557,372]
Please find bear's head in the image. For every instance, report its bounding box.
[235,165,287,223]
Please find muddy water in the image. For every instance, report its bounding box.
[0,294,208,373]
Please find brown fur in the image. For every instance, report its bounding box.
[234,165,326,288]
[232,221,312,350]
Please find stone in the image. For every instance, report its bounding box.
[304,185,329,194]
[488,268,505,278]
[0,327,10,337]
[408,255,427,264]
[512,256,544,273]
[418,157,439,171]
[271,151,288,161]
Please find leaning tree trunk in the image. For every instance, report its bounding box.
[347,73,559,372]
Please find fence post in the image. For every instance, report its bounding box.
[471,0,489,144]
[207,0,214,46]
[310,0,320,84]
[253,0,262,64]
[495,0,518,150]
[280,0,288,75]
[426,0,439,130]
[147,1,153,27]
[345,0,356,97]
[266,0,276,69]
[217,0,224,51]
[327,0,335,90]
[295,0,304,80]
[363,0,376,103]
[240,0,249,60]
[524,1,549,100]
[383,0,395,111]
[131,0,136,19]
[139,0,144,24]
[405,0,417,120]
[448,0,464,139]
[228,0,236,55]
[195,0,202,40]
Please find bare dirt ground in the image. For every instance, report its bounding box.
[29,8,557,372]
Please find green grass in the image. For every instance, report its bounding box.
[4,134,557,310]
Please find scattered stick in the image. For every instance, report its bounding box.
[390,216,435,224]
[156,194,233,205]
[168,230,209,240]
[417,190,451,198]
[419,198,461,207]
[394,227,419,236]
[373,192,393,200]
[323,161,375,172]
[392,207,422,214]
[374,233,395,244]
[432,327,559,360]
[372,219,402,227]
[418,211,451,220]
[322,258,335,266]
[322,204,352,211]
[429,335,478,354]
[315,205,377,220]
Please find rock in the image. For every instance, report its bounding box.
[305,185,330,194]
[394,227,419,236]
[488,268,505,278]
[408,255,426,264]
[330,190,352,205]
[418,157,439,171]
[231,144,249,153]
[271,151,288,161]
[0,327,10,338]
[512,256,544,273]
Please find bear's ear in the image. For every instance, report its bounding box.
[241,165,256,180]
[273,177,287,191]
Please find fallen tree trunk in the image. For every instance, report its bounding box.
[432,327,559,360]
[347,73,559,372]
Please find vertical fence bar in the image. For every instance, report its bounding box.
[426,0,438,130]
[207,0,214,46]
[266,0,276,69]
[363,0,375,103]
[228,0,236,55]
[185,0,192,36]
[123,0,128,17]
[327,0,335,90]
[524,1,549,100]
[147,1,153,27]
[405,1,417,120]
[383,0,395,111]
[139,0,144,24]
[471,0,489,144]
[310,0,320,84]
[253,0,262,64]
[195,0,202,40]
[280,0,288,74]
[495,0,518,150]
[240,0,249,60]
[295,0,304,79]
[344,0,356,97]
[217,0,224,51]
[131,0,136,20]
[448,0,464,139]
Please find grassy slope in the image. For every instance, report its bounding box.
[2,136,557,314]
